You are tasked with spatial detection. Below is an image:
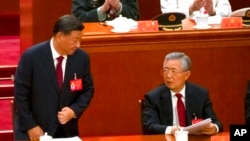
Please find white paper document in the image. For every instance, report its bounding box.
[183,118,212,134]
[51,136,82,141]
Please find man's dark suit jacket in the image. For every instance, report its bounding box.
[245,80,250,124]
[14,40,94,140]
[143,82,222,134]
[72,0,139,22]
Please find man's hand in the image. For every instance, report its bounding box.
[108,0,121,12]
[100,0,110,13]
[204,0,215,15]
[171,126,183,134]
[190,0,205,13]
[27,126,44,141]
[201,123,217,134]
[57,107,75,125]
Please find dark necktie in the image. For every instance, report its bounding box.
[56,56,64,89]
[175,93,187,127]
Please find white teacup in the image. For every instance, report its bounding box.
[40,132,52,141]
[174,130,188,141]
[196,14,209,27]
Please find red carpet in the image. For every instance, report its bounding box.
[0,35,19,141]
[0,99,13,131]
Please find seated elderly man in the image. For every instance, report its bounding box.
[142,52,223,134]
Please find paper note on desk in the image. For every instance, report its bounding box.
[183,118,212,134]
[105,15,138,31]
[51,136,82,141]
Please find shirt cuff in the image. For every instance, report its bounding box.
[97,7,107,21]
[214,123,219,132]
[115,3,123,16]
[165,126,173,134]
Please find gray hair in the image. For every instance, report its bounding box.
[164,52,192,71]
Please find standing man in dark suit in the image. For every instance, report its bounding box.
[72,0,139,22]
[14,15,94,140]
[142,52,222,134]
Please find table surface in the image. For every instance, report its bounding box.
[15,132,230,141]
[81,18,244,35]
[82,132,229,141]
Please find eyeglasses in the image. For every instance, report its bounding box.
[161,68,186,76]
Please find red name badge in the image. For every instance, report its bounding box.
[192,118,203,124]
[70,79,83,92]
[137,20,159,32]
[221,17,243,28]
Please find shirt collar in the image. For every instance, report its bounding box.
[50,38,67,60]
[170,85,186,98]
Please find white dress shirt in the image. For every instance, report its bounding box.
[165,86,186,134]
[50,38,67,82]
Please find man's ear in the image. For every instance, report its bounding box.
[55,32,64,40]
[185,71,191,80]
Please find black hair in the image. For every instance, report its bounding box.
[53,14,84,36]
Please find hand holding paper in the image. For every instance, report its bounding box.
[183,118,212,134]
[200,122,218,134]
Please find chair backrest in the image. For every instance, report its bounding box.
[138,99,147,134]
[10,99,15,139]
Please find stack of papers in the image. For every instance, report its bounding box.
[183,118,212,134]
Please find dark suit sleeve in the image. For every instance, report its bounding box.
[186,83,223,132]
[120,0,139,20]
[142,85,173,134]
[143,94,168,134]
[245,80,250,124]
[14,51,37,131]
[72,0,100,22]
[66,50,94,119]
[201,92,223,132]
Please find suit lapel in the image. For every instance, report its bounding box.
[42,42,61,94]
[160,87,174,125]
[61,55,74,92]
[185,82,194,125]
